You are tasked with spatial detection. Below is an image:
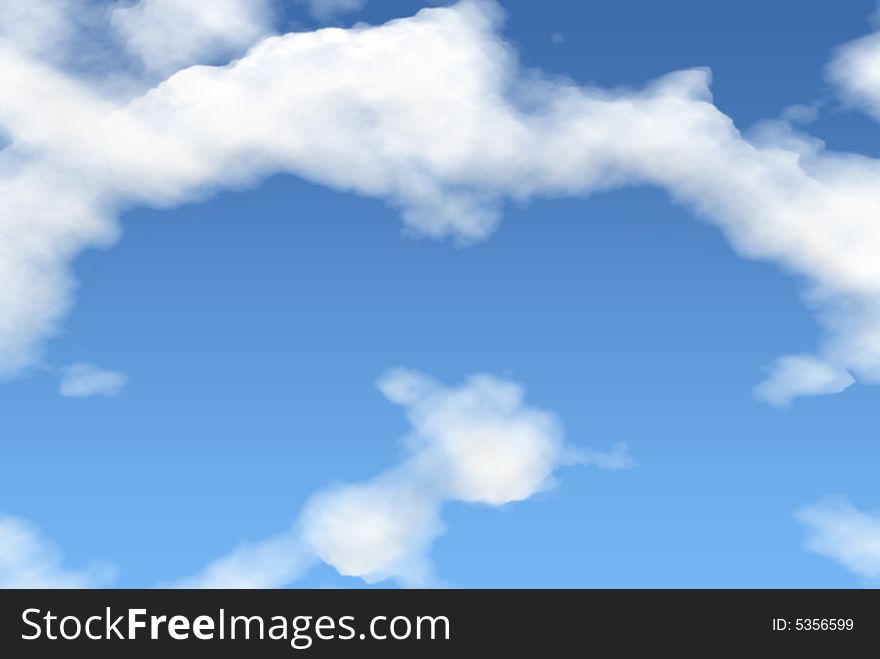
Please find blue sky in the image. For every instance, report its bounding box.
[2,0,880,587]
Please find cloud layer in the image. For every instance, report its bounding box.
[181,369,628,587]
[3,1,880,403]
[3,0,878,589]
[796,497,880,585]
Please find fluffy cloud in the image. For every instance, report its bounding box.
[796,497,880,585]
[377,369,570,505]
[59,362,128,398]
[301,473,443,586]
[827,7,880,122]
[0,514,114,588]
[111,0,274,78]
[3,1,880,401]
[181,369,613,587]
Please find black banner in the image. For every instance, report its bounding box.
[0,589,876,655]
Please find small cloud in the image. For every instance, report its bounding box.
[780,102,822,125]
[550,32,564,44]
[0,514,115,588]
[827,30,880,122]
[753,354,854,407]
[301,473,444,587]
[59,362,128,398]
[796,497,880,585]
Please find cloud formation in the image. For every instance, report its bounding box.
[4,0,880,401]
[0,514,114,588]
[796,497,880,585]
[59,362,128,398]
[182,369,615,587]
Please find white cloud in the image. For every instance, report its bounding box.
[306,0,368,23]
[111,0,274,78]
[827,6,880,123]
[301,472,444,586]
[181,369,612,587]
[0,514,114,588]
[59,362,128,398]
[0,0,97,66]
[378,369,569,505]
[171,532,313,589]
[779,102,821,126]
[753,354,855,407]
[796,497,880,585]
[3,0,880,404]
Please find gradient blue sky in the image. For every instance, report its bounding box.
[3,0,880,587]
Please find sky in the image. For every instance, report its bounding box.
[2,0,880,588]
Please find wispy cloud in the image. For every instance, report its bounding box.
[573,442,637,471]
[59,362,127,398]
[171,532,313,589]
[753,354,855,408]
[179,369,621,587]
[0,514,115,588]
[796,497,880,585]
